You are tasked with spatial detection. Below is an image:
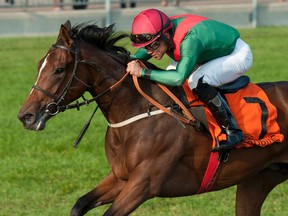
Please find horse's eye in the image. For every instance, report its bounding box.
[55,68,65,74]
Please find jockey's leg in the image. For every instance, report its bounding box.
[188,38,253,89]
[187,38,252,151]
[194,78,245,151]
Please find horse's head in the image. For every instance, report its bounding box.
[18,20,91,130]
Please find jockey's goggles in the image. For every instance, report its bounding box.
[145,38,161,51]
[130,18,171,47]
[130,33,159,44]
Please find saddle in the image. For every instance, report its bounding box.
[181,76,249,130]
[182,76,284,149]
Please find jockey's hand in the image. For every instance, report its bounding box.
[126,60,143,77]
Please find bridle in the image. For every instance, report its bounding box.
[32,42,80,115]
[32,40,129,116]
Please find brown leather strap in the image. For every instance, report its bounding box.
[133,60,197,124]
[110,71,130,91]
[133,76,191,124]
[157,83,196,122]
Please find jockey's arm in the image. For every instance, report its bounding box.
[130,48,152,60]
[141,35,203,86]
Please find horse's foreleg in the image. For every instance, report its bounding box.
[236,164,288,216]
[102,164,161,216]
[70,171,126,216]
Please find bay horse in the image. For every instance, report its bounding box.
[18,20,288,216]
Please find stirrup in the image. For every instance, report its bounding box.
[212,142,239,152]
[212,130,245,152]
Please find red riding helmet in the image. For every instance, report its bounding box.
[130,9,172,48]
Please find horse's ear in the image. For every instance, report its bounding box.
[57,20,73,47]
[63,20,71,31]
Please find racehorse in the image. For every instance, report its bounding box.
[18,20,288,216]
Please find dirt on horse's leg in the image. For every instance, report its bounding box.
[70,172,126,216]
[236,164,288,216]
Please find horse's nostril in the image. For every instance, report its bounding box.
[19,113,35,126]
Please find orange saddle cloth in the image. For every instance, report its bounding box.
[183,82,284,148]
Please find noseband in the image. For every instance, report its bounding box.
[32,40,129,116]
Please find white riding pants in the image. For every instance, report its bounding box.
[166,38,253,89]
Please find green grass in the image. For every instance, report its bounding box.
[1,26,288,216]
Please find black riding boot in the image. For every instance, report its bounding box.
[194,81,245,152]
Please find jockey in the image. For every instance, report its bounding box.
[126,8,253,152]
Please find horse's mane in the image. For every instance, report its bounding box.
[69,22,162,71]
[70,22,131,64]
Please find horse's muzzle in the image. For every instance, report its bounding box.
[18,109,50,131]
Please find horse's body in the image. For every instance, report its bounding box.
[18,21,288,216]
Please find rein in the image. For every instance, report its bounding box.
[133,60,198,126]
[58,71,129,112]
